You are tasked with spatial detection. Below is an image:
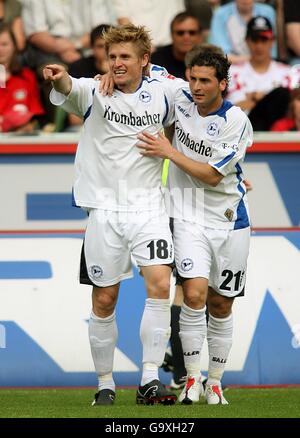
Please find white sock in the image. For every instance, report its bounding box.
[207,313,233,386]
[140,298,171,385]
[141,362,159,386]
[88,310,117,391]
[179,303,207,379]
[97,373,115,392]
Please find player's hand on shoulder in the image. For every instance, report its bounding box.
[98,72,114,96]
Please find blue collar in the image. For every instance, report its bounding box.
[207,100,233,121]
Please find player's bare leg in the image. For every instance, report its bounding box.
[89,283,120,405]
[205,287,234,405]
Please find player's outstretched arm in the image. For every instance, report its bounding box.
[43,64,72,96]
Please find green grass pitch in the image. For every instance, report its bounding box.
[0,387,299,418]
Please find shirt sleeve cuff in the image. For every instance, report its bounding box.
[49,77,78,106]
[49,88,66,106]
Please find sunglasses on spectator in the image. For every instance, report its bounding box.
[173,30,199,36]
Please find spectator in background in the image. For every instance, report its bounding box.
[21,0,115,68]
[67,24,110,129]
[21,0,114,126]
[0,23,44,133]
[0,0,25,51]
[151,12,203,79]
[184,0,213,38]
[111,0,185,49]
[69,24,110,79]
[253,2,288,64]
[284,0,300,66]
[226,16,297,130]
[209,0,276,64]
[271,88,300,132]
[184,1,230,38]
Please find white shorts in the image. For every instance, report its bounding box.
[80,209,174,287]
[174,220,250,297]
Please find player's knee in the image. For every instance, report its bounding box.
[185,294,205,309]
[147,277,170,299]
[93,292,117,314]
[184,289,206,308]
[208,301,232,318]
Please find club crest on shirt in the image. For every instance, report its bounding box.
[181,258,194,272]
[139,90,151,103]
[89,265,103,279]
[206,122,219,137]
[224,208,234,222]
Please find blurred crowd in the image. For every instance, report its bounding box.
[1,0,300,134]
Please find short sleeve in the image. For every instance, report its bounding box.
[209,115,253,176]
[50,77,96,118]
[149,64,169,79]
[160,76,188,127]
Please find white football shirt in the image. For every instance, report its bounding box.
[50,73,183,211]
[167,87,253,230]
